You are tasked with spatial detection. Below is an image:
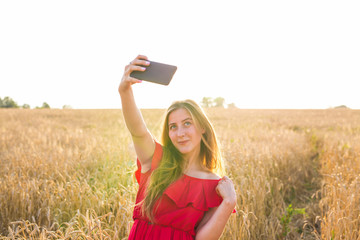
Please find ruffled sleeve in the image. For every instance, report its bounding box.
[162,176,222,211]
[134,141,163,184]
[162,175,236,213]
[134,158,142,185]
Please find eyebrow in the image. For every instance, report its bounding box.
[168,117,192,126]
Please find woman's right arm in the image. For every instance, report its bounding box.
[118,55,155,172]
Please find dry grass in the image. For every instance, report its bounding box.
[0,108,359,239]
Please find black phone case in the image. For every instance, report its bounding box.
[130,61,177,85]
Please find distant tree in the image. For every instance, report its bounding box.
[41,102,50,109]
[334,105,348,109]
[214,97,225,108]
[22,104,31,109]
[201,97,214,108]
[228,102,237,108]
[0,97,2,108]
[62,105,72,109]
[0,96,19,108]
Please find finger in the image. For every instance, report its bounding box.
[131,78,143,83]
[127,76,143,84]
[130,59,150,67]
[221,176,229,182]
[215,185,220,195]
[125,65,147,75]
[136,54,148,61]
[124,73,143,83]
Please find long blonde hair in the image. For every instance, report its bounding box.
[142,99,224,222]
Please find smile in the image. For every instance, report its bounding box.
[177,140,189,145]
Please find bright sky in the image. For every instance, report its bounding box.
[1,0,359,109]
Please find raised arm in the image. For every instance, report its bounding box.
[118,55,155,172]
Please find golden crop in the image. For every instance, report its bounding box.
[0,108,359,239]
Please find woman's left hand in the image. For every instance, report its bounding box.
[216,176,237,206]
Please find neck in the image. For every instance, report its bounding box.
[183,147,203,172]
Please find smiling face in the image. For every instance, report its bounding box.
[167,108,204,159]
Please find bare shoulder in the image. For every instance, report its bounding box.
[185,170,221,180]
[204,171,221,180]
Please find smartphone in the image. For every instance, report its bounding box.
[130,60,177,86]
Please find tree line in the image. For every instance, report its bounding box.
[200,97,236,108]
[0,96,51,109]
[1,96,234,109]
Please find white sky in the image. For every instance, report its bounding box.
[1,0,359,109]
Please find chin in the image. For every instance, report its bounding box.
[178,147,194,156]
[174,146,189,154]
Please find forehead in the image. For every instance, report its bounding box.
[168,108,192,123]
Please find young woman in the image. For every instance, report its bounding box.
[119,55,237,240]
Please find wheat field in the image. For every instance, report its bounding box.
[0,108,359,239]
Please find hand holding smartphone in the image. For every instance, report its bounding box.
[130,60,177,86]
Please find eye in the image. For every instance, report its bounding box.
[169,125,177,130]
[184,121,191,127]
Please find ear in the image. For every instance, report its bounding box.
[201,128,206,134]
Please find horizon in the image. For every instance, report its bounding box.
[0,95,356,111]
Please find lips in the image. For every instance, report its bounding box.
[177,140,189,145]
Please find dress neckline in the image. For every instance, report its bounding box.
[183,173,221,181]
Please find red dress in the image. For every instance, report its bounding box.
[128,142,234,240]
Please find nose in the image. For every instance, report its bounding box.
[177,126,185,137]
